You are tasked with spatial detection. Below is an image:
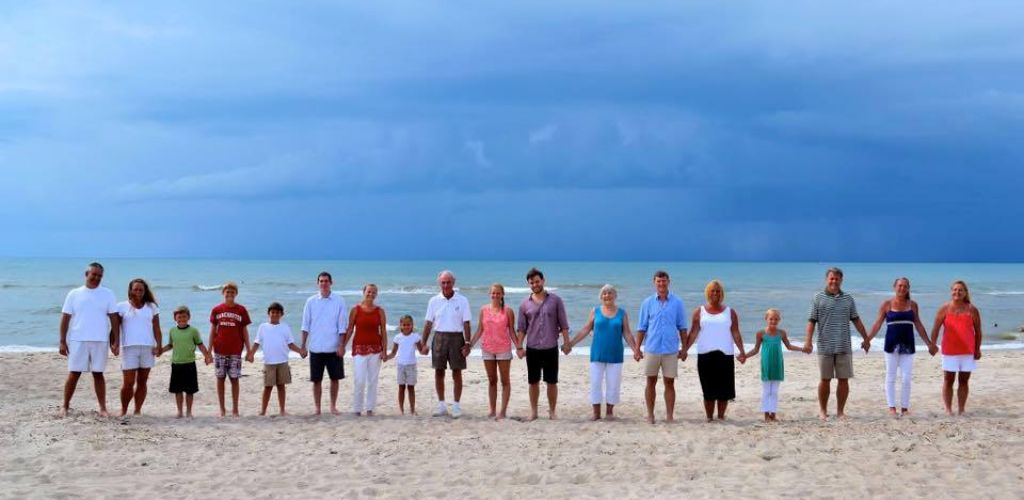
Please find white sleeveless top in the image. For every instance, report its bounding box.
[697,306,733,355]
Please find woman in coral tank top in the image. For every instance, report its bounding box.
[929,280,982,416]
[344,284,388,416]
[467,284,516,420]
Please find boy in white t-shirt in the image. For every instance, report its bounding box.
[386,315,422,415]
[247,303,305,416]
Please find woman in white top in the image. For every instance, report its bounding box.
[684,280,746,421]
[117,278,162,416]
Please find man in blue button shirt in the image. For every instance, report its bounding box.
[637,270,688,424]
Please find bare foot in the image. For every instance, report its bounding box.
[57,408,68,418]
[818,412,829,421]
[646,415,655,424]
[527,413,538,422]
[605,414,616,421]
[665,416,675,423]
[901,408,910,417]
[487,412,496,418]
[496,412,506,421]
[120,410,128,417]
[313,408,321,416]
[176,413,184,419]
[366,411,374,417]
[219,409,227,417]
[944,408,954,416]
[717,415,725,421]
[835,413,848,421]
[590,414,601,421]
[548,411,558,420]
[705,417,714,423]
[330,407,341,416]
[97,409,109,418]
[411,411,418,416]
[769,413,778,422]
[259,411,266,416]
[888,407,898,417]
[353,412,362,417]
[231,412,240,418]
[186,412,193,419]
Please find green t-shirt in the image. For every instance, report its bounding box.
[169,326,204,364]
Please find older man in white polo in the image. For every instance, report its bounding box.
[421,270,472,418]
[59,262,120,417]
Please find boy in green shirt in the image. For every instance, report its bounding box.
[161,306,213,418]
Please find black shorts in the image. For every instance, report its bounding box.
[526,347,559,384]
[169,362,199,394]
[697,350,736,401]
[309,352,344,382]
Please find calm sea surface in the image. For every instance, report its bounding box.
[2,259,1022,350]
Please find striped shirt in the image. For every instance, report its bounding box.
[807,290,859,355]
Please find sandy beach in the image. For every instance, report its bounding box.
[1,350,1022,499]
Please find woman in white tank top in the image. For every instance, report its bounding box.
[684,280,746,421]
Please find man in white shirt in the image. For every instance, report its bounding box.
[421,270,472,418]
[300,272,348,415]
[59,262,120,417]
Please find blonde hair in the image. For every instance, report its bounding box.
[491,283,506,309]
[704,280,725,302]
[951,280,972,303]
[893,277,912,300]
[764,308,781,320]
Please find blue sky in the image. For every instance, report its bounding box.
[2,2,1022,261]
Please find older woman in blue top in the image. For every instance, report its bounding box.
[565,285,641,420]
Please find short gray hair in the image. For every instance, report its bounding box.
[599,284,618,300]
[438,270,456,282]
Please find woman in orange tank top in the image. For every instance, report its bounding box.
[344,284,388,416]
[929,280,982,416]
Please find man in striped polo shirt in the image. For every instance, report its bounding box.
[804,267,870,420]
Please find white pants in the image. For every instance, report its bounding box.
[589,362,623,405]
[761,381,781,413]
[884,351,914,409]
[68,341,108,373]
[352,354,382,413]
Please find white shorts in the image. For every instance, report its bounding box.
[396,364,417,386]
[68,341,109,373]
[942,354,977,373]
[121,345,155,370]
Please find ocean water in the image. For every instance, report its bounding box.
[3,259,1023,351]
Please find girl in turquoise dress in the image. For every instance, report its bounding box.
[744,309,804,422]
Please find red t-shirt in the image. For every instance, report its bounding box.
[209,303,251,356]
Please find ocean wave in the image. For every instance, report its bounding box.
[32,306,63,316]
[986,291,1024,296]
[192,284,223,292]
[0,345,58,353]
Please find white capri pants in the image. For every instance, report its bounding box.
[761,381,781,413]
[589,362,623,405]
[884,351,914,409]
[352,354,382,413]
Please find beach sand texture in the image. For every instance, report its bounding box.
[1,351,1022,499]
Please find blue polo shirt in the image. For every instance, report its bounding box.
[637,293,688,355]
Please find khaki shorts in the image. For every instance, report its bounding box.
[264,362,292,386]
[818,353,853,380]
[396,363,417,385]
[644,353,679,378]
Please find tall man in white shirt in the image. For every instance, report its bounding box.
[300,272,349,415]
[59,262,120,417]
[421,270,472,418]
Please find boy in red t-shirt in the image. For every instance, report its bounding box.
[206,282,252,417]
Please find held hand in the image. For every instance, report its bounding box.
[152,347,161,357]
[59,341,69,357]
[336,346,345,358]
[301,348,308,359]
[861,340,870,352]
[974,351,982,360]
[245,353,254,363]
[516,347,525,359]
[380,351,388,362]
[633,349,643,362]
[803,345,813,354]
[929,344,939,357]
[737,353,746,364]
[678,350,687,362]
[461,345,470,358]
[561,344,571,355]
[110,344,120,356]
[204,354,213,365]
